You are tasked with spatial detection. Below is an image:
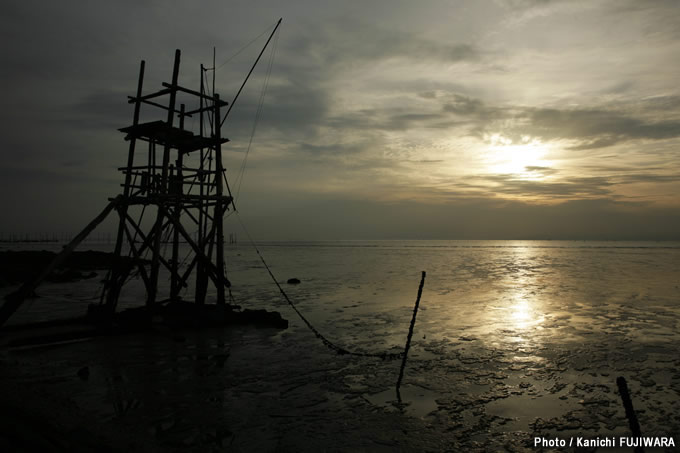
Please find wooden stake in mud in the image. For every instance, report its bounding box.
[616,376,645,453]
[396,271,426,402]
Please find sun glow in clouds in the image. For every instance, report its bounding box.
[483,133,553,180]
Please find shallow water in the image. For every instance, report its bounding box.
[2,240,679,450]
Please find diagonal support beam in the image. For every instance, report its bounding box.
[123,212,174,277]
[177,213,219,290]
[121,220,151,288]
[159,205,231,290]
[0,198,119,328]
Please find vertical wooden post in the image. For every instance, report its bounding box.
[105,60,145,314]
[151,141,156,190]
[170,104,185,300]
[196,64,207,305]
[148,49,181,307]
[214,93,225,305]
[396,271,426,402]
[617,377,645,453]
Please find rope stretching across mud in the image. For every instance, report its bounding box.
[236,213,425,361]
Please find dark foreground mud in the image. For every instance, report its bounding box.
[1,320,678,452]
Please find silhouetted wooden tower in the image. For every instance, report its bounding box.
[0,20,282,328]
[103,48,234,313]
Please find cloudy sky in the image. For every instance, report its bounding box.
[1,0,679,240]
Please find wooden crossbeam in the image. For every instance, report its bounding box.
[161,82,229,106]
[127,96,191,117]
[127,87,172,104]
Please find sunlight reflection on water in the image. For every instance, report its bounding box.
[4,240,680,448]
[3,240,679,350]
[510,299,533,327]
[476,245,550,346]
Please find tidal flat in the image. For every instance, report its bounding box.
[1,240,679,451]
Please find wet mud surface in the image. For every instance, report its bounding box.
[1,241,679,451]
[1,315,679,452]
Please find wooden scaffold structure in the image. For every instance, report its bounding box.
[0,19,284,329]
[105,48,233,314]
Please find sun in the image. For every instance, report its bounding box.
[483,133,553,180]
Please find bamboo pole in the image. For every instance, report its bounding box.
[105,60,144,313]
[170,104,185,300]
[0,198,119,328]
[148,49,181,307]
[196,64,207,305]
[617,376,645,453]
[214,93,226,305]
[396,271,426,402]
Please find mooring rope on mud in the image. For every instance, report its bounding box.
[235,212,424,361]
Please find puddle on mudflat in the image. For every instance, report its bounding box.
[365,384,439,418]
[486,391,573,431]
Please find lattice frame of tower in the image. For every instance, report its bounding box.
[102,49,234,315]
[1,28,284,330]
